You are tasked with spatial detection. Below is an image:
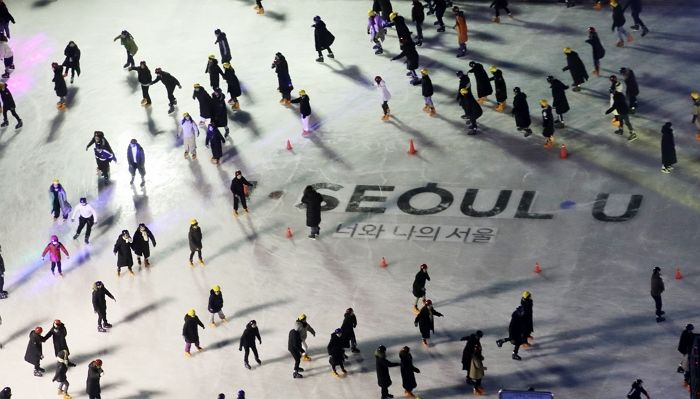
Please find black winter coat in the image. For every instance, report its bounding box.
[327,333,345,366]
[550,79,570,114]
[563,51,588,85]
[113,237,134,267]
[399,351,419,391]
[126,142,145,168]
[208,290,223,313]
[273,57,293,92]
[460,91,483,121]
[469,63,493,98]
[86,361,102,395]
[421,75,433,97]
[24,330,46,365]
[605,91,629,116]
[240,323,261,349]
[301,190,323,227]
[541,106,554,137]
[412,270,430,298]
[390,16,411,40]
[521,297,534,335]
[128,65,152,85]
[341,313,357,347]
[211,93,228,128]
[412,2,425,23]
[205,126,225,159]
[223,67,242,98]
[193,89,213,119]
[508,309,528,345]
[623,70,639,98]
[291,95,311,117]
[611,4,626,29]
[661,124,677,167]
[0,86,15,109]
[230,176,252,196]
[288,329,304,356]
[92,286,114,313]
[216,32,232,63]
[53,68,67,97]
[62,45,81,72]
[375,351,399,388]
[45,324,69,356]
[456,74,471,101]
[182,315,204,344]
[53,361,69,383]
[313,20,335,51]
[415,306,443,338]
[678,329,695,355]
[206,60,224,89]
[490,69,507,103]
[0,3,14,24]
[586,32,606,60]
[491,0,509,7]
[512,92,531,128]
[377,0,393,21]
[460,333,479,371]
[188,225,203,251]
[392,40,419,70]
[152,72,180,90]
[131,227,156,258]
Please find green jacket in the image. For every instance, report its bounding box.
[114,34,138,55]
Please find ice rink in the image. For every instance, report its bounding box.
[0,0,699,397]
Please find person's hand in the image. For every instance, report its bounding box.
[239,347,242,351]
[414,322,418,327]
[178,85,182,89]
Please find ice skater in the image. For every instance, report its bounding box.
[375,345,400,399]
[205,123,225,164]
[490,0,512,22]
[205,55,224,90]
[85,131,113,158]
[459,87,483,135]
[521,291,534,345]
[496,305,528,360]
[562,47,588,91]
[341,308,360,353]
[150,68,181,114]
[0,34,13,79]
[49,179,72,221]
[0,82,22,129]
[399,346,420,397]
[489,66,507,112]
[585,27,605,77]
[626,379,650,399]
[411,0,424,46]
[45,320,73,359]
[188,219,204,266]
[24,327,48,376]
[432,0,447,32]
[94,143,116,181]
[86,359,103,399]
[240,320,262,369]
[126,139,146,186]
[113,30,138,69]
[296,314,316,361]
[312,16,335,62]
[192,84,213,126]
[0,0,14,39]
[230,170,253,216]
[368,10,386,55]
[468,61,492,105]
[92,281,115,332]
[42,235,69,276]
[131,223,156,267]
[453,7,468,57]
[512,87,533,137]
[290,89,312,136]
[52,62,68,109]
[128,61,152,106]
[414,299,443,347]
[420,69,436,116]
[288,323,305,378]
[678,324,694,385]
[605,90,637,141]
[214,29,231,63]
[211,88,230,137]
[271,52,293,105]
[547,75,569,127]
[660,122,677,174]
[391,36,420,85]
[469,340,486,395]
[301,185,323,239]
[626,0,649,36]
[179,112,199,160]
[610,0,633,47]
[61,41,80,84]
[460,330,483,384]
[327,328,347,376]
[619,67,639,112]
[412,264,430,313]
[374,76,392,121]
[222,62,241,109]
[113,230,134,277]
[208,285,226,327]
[53,349,75,398]
[183,309,205,357]
[540,99,555,148]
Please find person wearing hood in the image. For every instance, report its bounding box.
[605,90,636,141]
[327,328,347,376]
[24,326,48,376]
[296,313,316,361]
[374,76,392,121]
[539,99,555,148]
[414,299,443,347]
[419,69,436,116]
[341,308,360,353]
[455,70,471,101]
[240,320,262,369]
[52,62,68,109]
[131,223,156,267]
[188,219,204,266]
[205,124,225,165]
[288,322,305,378]
[546,75,569,126]
[521,291,534,345]
[312,16,335,62]
[301,185,323,239]
[126,139,146,187]
[223,62,242,109]
[42,235,69,276]
[271,52,293,105]
[179,112,200,160]
[192,84,213,127]
[585,27,605,76]
[391,36,420,85]
[128,61,153,106]
[459,87,483,135]
[205,55,224,90]
[619,67,639,112]
[468,61,492,105]
[48,179,72,221]
[291,89,312,136]
[211,88,230,137]
[470,338,486,395]
[92,281,115,332]
[489,66,507,112]
[562,47,588,91]
[53,349,76,398]
[660,123,677,174]
[113,30,138,69]
[460,330,483,384]
[433,0,447,32]
[150,68,182,114]
[208,285,226,327]
[399,346,420,397]
[61,41,81,84]
[183,309,205,356]
[45,320,74,359]
[85,359,104,399]
[113,230,134,277]
[230,170,253,216]
[375,345,400,399]
[214,29,231,63]
[512,87,532,137]
[496,305,528,360]
[71,197,97,244]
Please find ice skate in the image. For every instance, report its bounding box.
[661,167,671,174]
[327,52,335,59]
[184,351,192,358]
[614,129,624,135]
[189,260,195,267]
[191,153,197,160]
[436,26,445,32]
[656,316,666,322]
[492,16,500,23]
[33,369,43,377]
[381,114,390,121]
[184,151,190,160]
[293,372,303,378]
[196,346,204,352]
[496,339,504,348]
[167,105,175,114]
[255,357,262,365]
[0,120,7,127]
[316,56,324,62]
[140,98,147,105]
[428,106,436,116]
[117,269,121,277]
[512,353,522,360]
[494,102,506,112]
[405,390,415,397]
[616,40,624,48]
[422,105,430,113]
[58,389,65,395]
[232,101,240,110]
[422,339,429,347]
[199,259,205,266]
[592,68,600,77]
[351,347,360,353]
[1,72,9,79]
[137,257,142,266]
[233,210,239,216]
[477,97,486,105]
[524,128,533,137]
[375,48,384,55]
[572,85,581,92]
[331,371,341,378]
[73,234,79,240]
[128,268,135,276]
[63,393,72,399]
[641,27,649,37]
[412,305,420,314]
[97,326,106,332]
[302,354,312,361]
[626,34,634,43]
[473,386,485,396]
[245,361,251,369]
[627,132,638,142]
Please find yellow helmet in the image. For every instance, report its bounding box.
[212,285,221,292]
[183,112,190,117]
[609,0,618,6]
[190,218,198,225]
[691,92,700,100]
[420,68,429,76]
[187,309,196,317]
[460,88,468,95]
[297,313,307,321]
[0,82,5,89]
[193,83,201,88]
[522,290,532,299]
[539,99,549,107]
[368,9,376,17]
[389,12,398,21]
[489,65,498,73]
[223,62,231,68]
[208,54,216,60]
[299,89,306,96]
[53,178,60,184]
[563,47,572,54]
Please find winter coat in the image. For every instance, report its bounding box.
[208,289,224,313]
[412,270,430,298]
[94,145,115,164]
[490,69,507,103]
[415,306,443,338]
[377,0,393,21]
[296,320,316,342]
[126,142,145,168]
[288,328,304,356]
[87,135,114,155]
[180,119,199,140]
[521,297,534,336]
[508,308,528,345]
[193,89,213,119]
[399,350,419,391]
[92,286,114,313]
[273,57,293,92]
[53,358,69,383]
[392,40,419,70]
[188,225,203,251]
[327,333,345,366]
[678,329,695,355]
[128,65,152,85]
[389,16,411,40]
[585,32,605,60]
[45,324,69,356]
[549,79,570,114]
[0,86,15,109]
[301,189,323,227]
[340,313,357,348]
[62,44,81,73]
[512,92,531,128]
[368,15,386,42]
[375,350,399,388]
[24,330,46,365]
[460,333,480,371]
[42,241,69,263]
[456,73,471,101]
[182,314,204,344]
[113,236,133,267]
[115,33,138,55]
[215,32,232,62]
[622,69,639,98]
[211,92,228,128]
[230,176,253,196]
[627,383,649,399]
[375,80,392,102]
[240,322,261,349]
[53,67,67,97]
[86,361,102,395]
[661,124,677,167]
[605,91,629,116]
[469,63,492,98]
[205,126,225,159]
[0,3,14,24]
[563,51,588,85]
[421,75,433,97]
[412,2,425,23]
[151,72,180,90]
[313,20,336,51]
[223,67,242,98]
[469,352,485,380]
[459,91,483,121]
[131,227,156,258]
[454,12,468,44]
[206,59,224,88]
[291,94,311,117]
[0,388,9,399]
[611,4,626,29]
[541,105,554,137]
[49,184,72,218]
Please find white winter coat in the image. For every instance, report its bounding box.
[374,80,391,103]
[180,119,199,139]
[0,42,12,59]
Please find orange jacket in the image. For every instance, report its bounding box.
[455,14,468,44]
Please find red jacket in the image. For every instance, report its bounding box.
[42,242,69,262]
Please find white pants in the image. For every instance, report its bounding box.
[301,115,310,132]
[184,137,196,155]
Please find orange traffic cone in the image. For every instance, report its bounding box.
[675,268,683,280]
[559,144,568,159]
[380,257,388,268]
[533,262,542,274]
[408,139,417,155]
[286,227,293,239]
[286,140,293,151]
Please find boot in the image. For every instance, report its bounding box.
[58,389,65,395]
[492,16,500,23]
[616,40,624,48]
[232,101,240,110]
[191,153,197,160]
[255,357,262,365]
[405,390,415,397]
[0,120,7,127]
[293,372,304,378]
[494,102,505,112]
[97,326,106,332]
[524,128,533,137]
[303,354,312,361]
[627,132,638,142]
[128,268,135,276]
[189,260,195,267]
[428,106,436,116]
[641,27,649,37]
[184,151,190,159]
[477,97,486,105]
[63,394,72,399]
[244,361,251,369]
[140,98,147,105]
[327,52,335,59]
[512,352,522,360]
[315,56,324,62]
[422,105,430,113]
[591,68,599,77]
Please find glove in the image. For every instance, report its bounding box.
[178,85,182,89]
[416,368,421,373]
[561,67,566,71]
[414,322,418,327]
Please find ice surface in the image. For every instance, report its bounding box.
[0,0,699,398]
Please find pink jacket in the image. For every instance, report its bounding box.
[42,242,69,262]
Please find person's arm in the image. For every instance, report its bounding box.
[59,243,69,258]
[41,244,50,258]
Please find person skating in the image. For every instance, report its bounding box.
[296,314,316,361]
[93,143,116,181]
[0,82,22,129]
[53,349,76,398]
[214,29,231,63]
[456,70,471,100]
[399,346,420,397]
[625,0,649,36]
[692,92,700,140]
[433,0,447,32]
[179,112,199,160]
[211,88,230,137]
[677,324,694,385]
[312,16,335,62]
[490,0,512,23]
[61,41,80,84]
[605,90,637,141]
[411,264,430,313]
[626,379,651,399]
[131,223,156,267]
[24,327,48,376]
[470,338,486,395]
[419,69,436,116]
[150,68,181,114]
[619,67,639,112]
[126,139,146,186]
[183,309,205,357]
[208,285,226,327]
[230,170,253,216]
[660,122,677,174]
[546,75,569,127]
[391,36,420,85]
[113,30,137,69]
[452,7,468,57]
[0,34,13,79]
[45,320,74,360]
[205,55,224,90]
[92,281,115,332]
[85,359,103,399]
[414,299,443,347]
[240,320,262,369]
[188,219,204,266]
[489,66,507,112]
[0,0,14,39]
[71,197,97,244]
[585,27,605,77]
[327,328,347,377]
[290,89,312,136]
[496,305,529,360]
[254,0,264,14]
[610,0,633,47]
[113,230,134,277]
[48,179,72,221]
[512,87,532,137]
[0,244,6,299]
[205,123,225,164]
[460,330,483,384]
[0,387,9,399]
[288,322,305,378]
[374,76,392,121]
[368,10,386,55]
[223,63,242,109]
[459,88,483,135]
[540,99,555,148]
[520,291,535,347]
[52,62,68,109]
[411,0,425,46]
[42,235,69,276]
[341,308,360,353]
[192,83,213,127]
[301,185,323,239]
[562,47,588,92]
[271,52,293,105]
[387,11,411,42]
[468,61,492,105]
[375,345,400,399]
[128,61,152,106]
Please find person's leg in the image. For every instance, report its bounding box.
[382,101,389,115]
[2,108,8,124]
[653,295,663,315]
[51,262,57,274]
[251,345,260,362]
[326,46,334,56]
[210,312,215,324]
[381,386,389,398]
[57,261,62,274]
[85,217,94,241]
[139,165,146,181]
[416,22,423,40]
[244,347,251,364]
[240,195,248,210]
[293,354,301,371]
[495,7,500,17]
[185,342,192,353]
[76,217,87,235]
[167,88,176,105]
[9,109,19,123]
[189,251,195,263]
[143,85,151,104]
[197,249,203,261]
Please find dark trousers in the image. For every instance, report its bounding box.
[0,273,4,292]
[166,86,176,106]
[415,21,423,39]
[89,394,101,399]
[243,346,259,363]
[64,66,78,79]
[316,47,333,58]
[281,88,292,101]
[189,249,202,262]
[97,309,107,327]
[631,10,646,28]
[382,101,389,115]
[141,85,151,104]
[96,160,110,178]
[50,261,62,274]
[652,294,663,316]
[617,113,634,133]
[292,353,301,371]
[494,6,511,17]
[435,7,445,26]
[381,386,390,398]
[593,57,601,70]
[125,51,135,68]
[77,216,94,239]
[233,194,248,211]
[52,200,61,219]
[129,163,145,178]
[2,107,20,123]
